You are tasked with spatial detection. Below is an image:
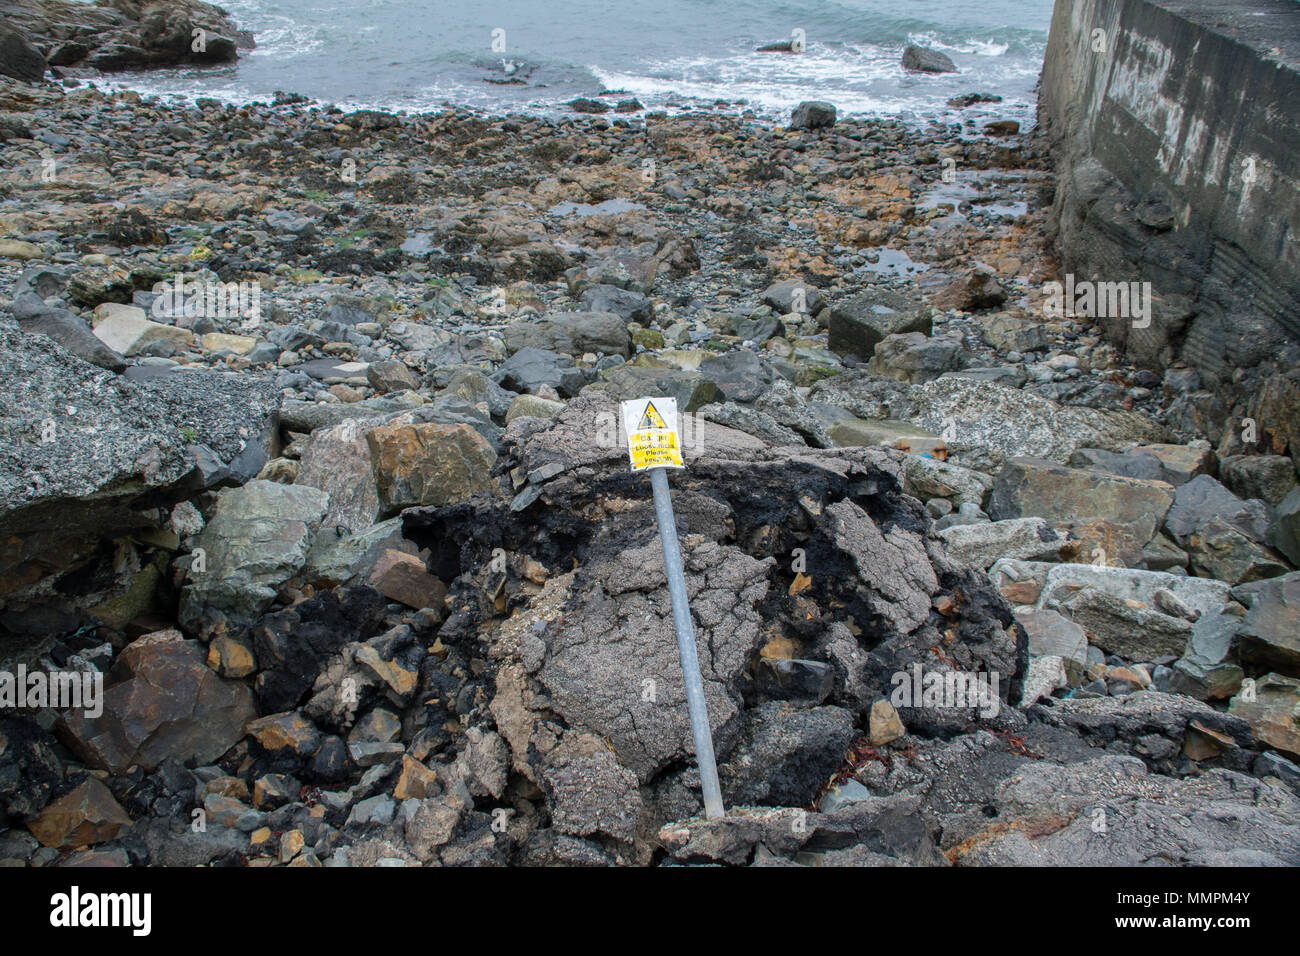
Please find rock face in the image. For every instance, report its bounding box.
[0,21,46,82]
[58,630,255,773]
[0,0,249,73]
[1039,0,1300,437]
[178,480,330,630]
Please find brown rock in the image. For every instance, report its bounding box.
[369,549,448,610]
[931,264,1006,312]
[393,755,439,799]
[366,422,498,514]
[295,417,385,534]
[206,634,256,678]
[244,712,321,758]
[252,774,298,809]
[989,457,1175,566]
[28,778,131,849]
[869,700,905,745]
[1229,673,1300,758]
[367,360,419,393]
[57,630,256,773]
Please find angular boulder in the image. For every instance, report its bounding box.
[178,480,330,630]
[58,630,256,773]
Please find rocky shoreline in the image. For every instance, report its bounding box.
[0,15,1298,868]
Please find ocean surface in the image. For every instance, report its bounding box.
[98,0,1054,125]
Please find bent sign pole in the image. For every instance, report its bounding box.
[621,397,725,819]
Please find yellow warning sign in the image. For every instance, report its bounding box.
[621,397,685,471]
[638,401,668,431]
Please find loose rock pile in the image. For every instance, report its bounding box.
[0,59,1297,866]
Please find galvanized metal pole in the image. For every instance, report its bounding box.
[649,465,725,819]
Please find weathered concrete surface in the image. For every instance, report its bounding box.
[1039,0,1300,438]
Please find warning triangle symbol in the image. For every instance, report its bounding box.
[638,401,668,430]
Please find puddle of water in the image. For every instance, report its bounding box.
[972,199,1028,218]
[917,180,979,215]
[857,247,930,277]
[400,232,435,254]
[547,197,646,217]
[917,174,1028,221]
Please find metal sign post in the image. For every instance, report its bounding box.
[621,397,725,819]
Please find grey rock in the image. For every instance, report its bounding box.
[348,794,397,827]
[1037,564,1231,618]
[588,364,722,412]
[698,349,775,404]
[1271,486,1300,566]
[698,402,804,446]
[12,292,125,371]
[1220,454,1297,506]
[1067,447,1166,482]
[1164,475,1270,545]
[888,378,1169,470]
[133,817,249,867]
[294,417,386,535]
[1169,608,1245,700]
[901,455,993,508]
[937,516,1061,570]
[439,366,516,419]
[763,279,824,315]
[542,733,642,844]
[492,347,587,398]
[867,331,965,384]
[505,311,631,358]
[790,101,837,130]
[1236,571,1300,674]
[819,779,872,813]
[179,480,330,630]
[1014,607,1088,662]
[534,538,772,782]
[952,755,1300,866]
[0,23,46,82]
[579,284,652,323]
[755,658,837,704]
[13,266,68,301]
[902,44,957,73]
[319,294,384,326]
[828,289,930,359]
[1059,587,1193,660]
